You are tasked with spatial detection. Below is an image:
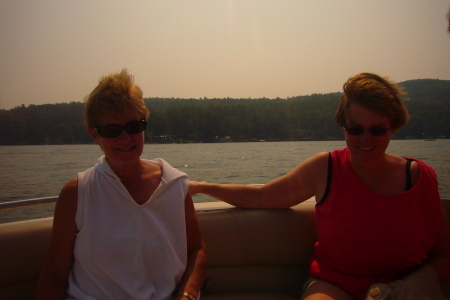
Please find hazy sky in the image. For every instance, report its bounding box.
[1,0,449,110]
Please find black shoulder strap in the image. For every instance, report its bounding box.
[405,159,412,191]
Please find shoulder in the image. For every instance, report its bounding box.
[315,151,331,162]
[146,158,188,181]
[313,151,330,160]
[410,159,420,186]
[410,158,439,186]
[286,152,330,183]
[409,157,435,173]
[56,177,78,215]
[60,177,78,197]
[141,159,163,175]
[300,151,330,171]
[281,152,329,185]
[78,164,98,181]
[389,155,434,188]
[51,178,78,239]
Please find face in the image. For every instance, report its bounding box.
[87,108,145,169]
[344,103,393,166]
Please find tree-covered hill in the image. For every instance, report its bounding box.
[0,79,448,145]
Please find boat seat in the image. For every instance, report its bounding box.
[0,217,53,300]
[197,203,316,299]
[0,200,450,299]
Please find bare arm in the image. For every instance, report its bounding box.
[35,178,78,300]
[426,202,450,283]
[175,193,207,300]
[189,152,329,208]
[409,162,450,283]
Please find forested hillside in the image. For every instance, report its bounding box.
[0,79,448,145]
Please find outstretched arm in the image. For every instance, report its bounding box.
[189,152,329,208]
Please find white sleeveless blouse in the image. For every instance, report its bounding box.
[67,156,188,300]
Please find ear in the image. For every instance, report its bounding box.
[87,127,100,144]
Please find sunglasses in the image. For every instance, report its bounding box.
[343,126,391,136]
[93,120,147,138]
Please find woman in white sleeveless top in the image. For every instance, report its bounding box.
[36,69,206,300]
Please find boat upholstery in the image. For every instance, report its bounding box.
[0,199,449,300]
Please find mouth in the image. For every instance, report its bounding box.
[358,146,375,151]
[117,145,136,152]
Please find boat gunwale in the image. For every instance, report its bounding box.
[0,196,58,210]
[1,196,447,211]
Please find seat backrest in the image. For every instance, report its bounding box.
[0,217,53,299]
[0,199,449,299]
[196,203,316,295]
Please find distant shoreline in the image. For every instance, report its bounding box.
[1,137,447,147]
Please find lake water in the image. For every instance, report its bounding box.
[1,140,449,223]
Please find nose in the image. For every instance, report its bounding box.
[117,129,133,139]
[359,130,375,142]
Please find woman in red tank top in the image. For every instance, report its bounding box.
[190,72,450,299]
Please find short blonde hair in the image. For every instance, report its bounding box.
[84,69,150,127]
[334,73,409,132]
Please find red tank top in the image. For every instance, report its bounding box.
[309,148,441,299]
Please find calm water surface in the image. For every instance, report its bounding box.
[1,140,449,223]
